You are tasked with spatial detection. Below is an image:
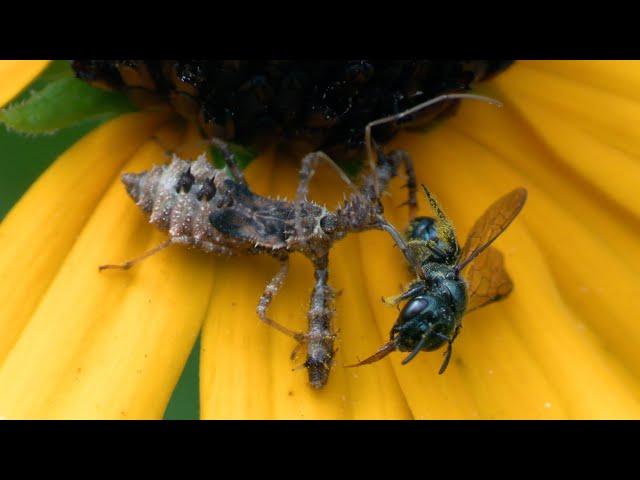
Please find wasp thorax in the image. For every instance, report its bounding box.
[406,216,438,242]
[406,216,459,264]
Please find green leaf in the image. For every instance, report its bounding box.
[0,77,135,135]
[29,60,75,89]
[163,336,200,420]
[0,118,103,220]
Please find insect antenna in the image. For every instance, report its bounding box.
[364,93,503,196]
[345,341,396,367]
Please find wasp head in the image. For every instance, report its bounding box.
[349,262,465,371]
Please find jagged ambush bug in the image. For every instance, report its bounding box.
[348,184,527,374]
[98,93,499,388]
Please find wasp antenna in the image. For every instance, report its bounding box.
[345,341,396,367]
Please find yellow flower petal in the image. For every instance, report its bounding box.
[357,152,568,419]
[200,158,412,419]
[494,61,640,159]
[495,73,640,221]
[0,112,169,367]
[449,91,640,274]
[0,60,50,107]
[369,100,640,418]
[527,60,640,104]
[0,116,216,419]
[199,152,280,419]
[3,60,640,420]
[448,98,640,394]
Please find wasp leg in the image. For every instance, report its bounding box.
[305,254,336,389]
[382,281,426,307]
[439,342,453,375]
[210,138,246,185]
[256,256,306,341]
[98,239,172,272]
[436,325,461,374]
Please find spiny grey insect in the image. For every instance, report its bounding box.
[101,141,416,388]
[100,93,500,389]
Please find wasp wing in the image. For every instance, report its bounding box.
[457,187,527,271]
[463,247,514,313]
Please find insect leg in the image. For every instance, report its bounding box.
[305,254,336,389]
[294,151,358,237]
[210,138,246,185]
[376,216,423,277]
[356,145,415,215]
[256,256,306,340]
[437,325,461,374]
[382,281,426,307]
[296,151,357,203]
[364,93,503,196]
[98,239,172,272]
[388,150,418,221]
[439,342,453,375]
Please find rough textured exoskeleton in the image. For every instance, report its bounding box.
[101,139,417,388]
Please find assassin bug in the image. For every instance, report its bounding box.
[99,93,500,388]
